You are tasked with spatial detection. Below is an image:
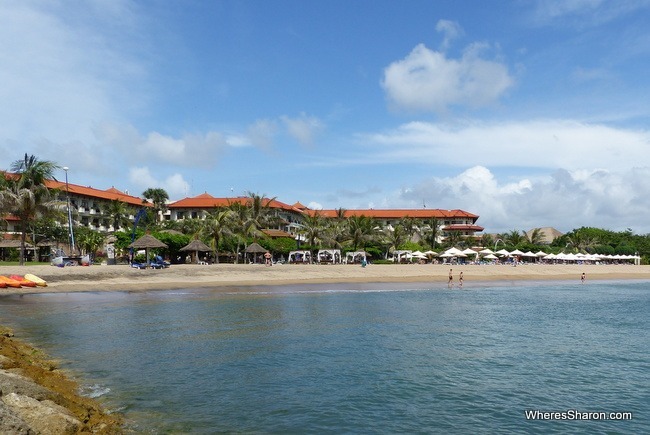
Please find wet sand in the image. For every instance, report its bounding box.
[2,263,649,294]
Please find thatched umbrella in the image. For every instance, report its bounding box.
[180,239,212,264]
[245,242,267,264]
[128,234,168,267]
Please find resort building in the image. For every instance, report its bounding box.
[297,205,484,242]
[45,180,149,232]
[166,193,305,232]
[2,177,484,243]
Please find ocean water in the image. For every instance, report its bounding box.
[0,281,648,434]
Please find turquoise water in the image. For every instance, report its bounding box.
[0,281,648,434]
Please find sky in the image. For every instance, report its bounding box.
[2,0,650,234]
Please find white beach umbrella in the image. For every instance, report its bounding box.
[479,248,495,255]
[523,251,537,257]
[535,250,548,257]
[495,249,511,256]
[510,249,525,256]
[445,247,464,256]
[424,250,438,256]
[462,248,478,255]
[484,253,498,259]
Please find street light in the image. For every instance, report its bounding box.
[63,167,75,255]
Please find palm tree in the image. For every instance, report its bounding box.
[421,217,441,250]
[201,208,233,263]
[227,200,251,263]
[245,192,277,240]
[75,226,105,260]
[141,187,169,222]
[382,224,407,258]
[0,154,59,265]
[105,200,134,232]
[526,228,544,245]
[344,215,378,251]
[399,216,419,242]
[504,229,525,247]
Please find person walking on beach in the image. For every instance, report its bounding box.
[581,272,586,283]
[459,271,464,287]
[448,269,453,287]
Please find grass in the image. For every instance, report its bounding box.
[0,261,51,267]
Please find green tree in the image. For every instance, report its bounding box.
[141,187,169,222]
[75,226,105,260]
[201,208,233,263]
[344,215,378,251]
[525,228,544,245]
[0,154,59,265]
[104,200,134,232]
[421,217,441,250]
[504,229,525,247]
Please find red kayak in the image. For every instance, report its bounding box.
[0,276,22,288]
[10,275,37,288]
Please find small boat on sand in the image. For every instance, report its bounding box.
[24,273,47,287]
[0,276,22,288]
[10,275,37,287]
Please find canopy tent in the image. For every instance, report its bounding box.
[317,249,341,264]
[180,239,212,264]
[128,234,168,268]
[392,250,412,263]
[346,250,369,264]
[288,250,311,263]
[479,248,495,255]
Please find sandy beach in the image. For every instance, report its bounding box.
[1,262,649,294]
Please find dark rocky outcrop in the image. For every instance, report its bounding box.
[0,327,123,434]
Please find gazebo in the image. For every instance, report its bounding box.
[128,234,168,268]
[245,242,267,264]
[180,239,212,264]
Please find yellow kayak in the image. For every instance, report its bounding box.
[24,273,47,287]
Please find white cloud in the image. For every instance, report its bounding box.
[381,43,514,112]
[247,119,278,149]
[281,113,325,146]
[435,19,463,51]
[94,123,229,169]
[0,2,145,150]
[358,119,650,172]
[128,167,190,199]
[399,166,650,234]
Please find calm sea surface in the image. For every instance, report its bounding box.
[0,281,648,434]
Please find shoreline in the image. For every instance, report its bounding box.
[0,326,123,433]
[1,263,649,294]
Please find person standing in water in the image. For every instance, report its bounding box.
[459,271,464,287]
[581,272,586,283]
[448,268,453,287]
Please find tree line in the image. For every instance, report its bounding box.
[2,154,649,265]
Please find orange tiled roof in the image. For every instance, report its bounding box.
[262,229,295,238]
[45,180,148,207]
[169,194,302,213]
[306,208,479,220]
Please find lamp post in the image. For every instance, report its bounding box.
[63,167,75,255]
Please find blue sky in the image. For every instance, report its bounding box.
[2,0,650,234]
